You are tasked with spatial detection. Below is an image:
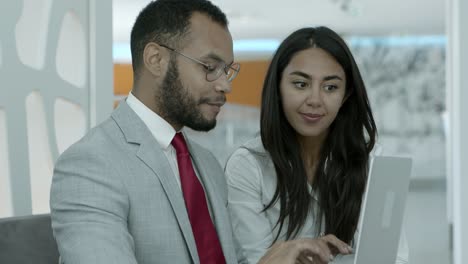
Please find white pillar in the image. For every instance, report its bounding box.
[0,0,113,217]
[447,0,468,263]
[89,0,113,126]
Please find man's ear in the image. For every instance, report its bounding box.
[143,42,166,77]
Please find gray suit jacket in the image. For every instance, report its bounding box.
[50,101,242,264]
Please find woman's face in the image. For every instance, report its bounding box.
[280,47,347,140]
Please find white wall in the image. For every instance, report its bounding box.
[0,0,113,217]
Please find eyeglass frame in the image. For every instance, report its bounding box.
[158,44,240,83]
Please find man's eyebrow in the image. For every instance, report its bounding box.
[202,53,233,65]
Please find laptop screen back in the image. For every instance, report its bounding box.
[353,156,412,264]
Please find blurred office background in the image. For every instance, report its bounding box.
[1,0,467,263]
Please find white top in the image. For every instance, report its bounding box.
[225,137,409,264]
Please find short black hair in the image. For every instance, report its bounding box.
[130,0,228,77]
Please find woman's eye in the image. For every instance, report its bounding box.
[292,81,307,89]
[324,84,338,91]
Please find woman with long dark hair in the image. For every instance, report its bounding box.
[225,26,409,264]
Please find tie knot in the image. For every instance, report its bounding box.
[171,133,189,155]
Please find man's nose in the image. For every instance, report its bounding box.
[214,74,232,94]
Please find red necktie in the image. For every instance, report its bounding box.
[171,133,226,264]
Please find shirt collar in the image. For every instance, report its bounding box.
[126,91,178,149]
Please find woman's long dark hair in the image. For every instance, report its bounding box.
[260,26,377,243]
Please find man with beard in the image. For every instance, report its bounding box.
[50,0,347,263]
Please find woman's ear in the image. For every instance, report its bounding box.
[143,42,166,77]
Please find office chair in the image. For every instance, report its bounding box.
[0,213,60,264]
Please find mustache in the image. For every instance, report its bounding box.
[199,95,226,105]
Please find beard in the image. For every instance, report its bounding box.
[158,57,218,132]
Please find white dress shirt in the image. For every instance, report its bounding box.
[126,92,216,217]
[225,137,409,264]
[126,92,201,190]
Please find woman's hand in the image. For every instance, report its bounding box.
[257,234,353,264]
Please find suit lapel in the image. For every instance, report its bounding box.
[136,142,200,262]
[112,102,200,263]
[188,142,237,263]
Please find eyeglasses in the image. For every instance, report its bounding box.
[159,44,240,83]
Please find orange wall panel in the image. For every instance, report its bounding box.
[227,60,269,107]
[114,64,133,95]
[113,60,270,108]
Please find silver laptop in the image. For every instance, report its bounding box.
[332,156,412,264]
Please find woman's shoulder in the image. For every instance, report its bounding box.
[241,136,267,153]
[229,137,268,160]
[225,136,275,180]
[225,136,277,200]
[225,137,266,190]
